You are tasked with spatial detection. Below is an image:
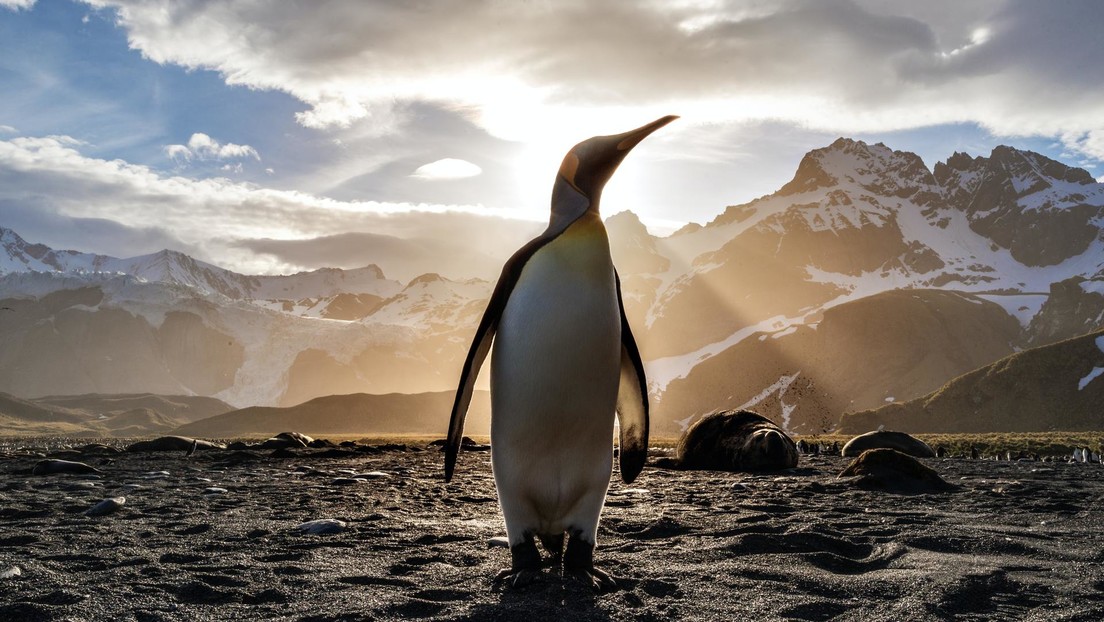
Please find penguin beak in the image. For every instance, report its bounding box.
[615,115,679,152]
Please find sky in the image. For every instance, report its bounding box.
[1,0,1103,281]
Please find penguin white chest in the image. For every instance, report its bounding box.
[490,215,621,530]
[492,216,620,415]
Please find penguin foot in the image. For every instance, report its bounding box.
[494,537,543,589]
[564,530,619,592]
[494,567,544,589]
[566,565,618,592]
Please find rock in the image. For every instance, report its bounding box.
[487,536,510,549]
[838,449,956,493]
[0,566,21,579]
[842,430,935,458]
[429,436,490,452]
[296,519,346,535]
[85,497,126,517]
[676,410,798,472]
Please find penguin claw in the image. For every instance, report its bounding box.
[566,566,619,593]
[494,568,543,589]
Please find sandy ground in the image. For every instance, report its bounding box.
[1,439,1103,621]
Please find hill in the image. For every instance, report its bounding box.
[840,329,1104,433]
[175,390,491,438]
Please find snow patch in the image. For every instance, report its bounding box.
[647,315,797,392]
[1081,280,1104,296]
[1079,367,1104,391]
[977,294,1048,328]
[737,372,801,431]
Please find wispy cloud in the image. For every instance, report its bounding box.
[164,132,259,163]
[0,0,35,11]
[0,133,539,276]
[411,158,482,180]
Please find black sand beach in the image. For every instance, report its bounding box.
[1,440,1102,621]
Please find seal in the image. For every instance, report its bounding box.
[841,430,935,458]
[32,459,102,475]
[676,410,798,472]
[126,436,225,453]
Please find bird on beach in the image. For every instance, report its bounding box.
[445,115,676,590]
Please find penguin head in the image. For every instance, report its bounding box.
[556,115,678,206]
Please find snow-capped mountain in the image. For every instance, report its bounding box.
[0,231,492,408]
[2,138,1102,434]
[1,227,402,308]
[611,139,1104,432]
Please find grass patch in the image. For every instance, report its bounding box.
[787,432,1104,457]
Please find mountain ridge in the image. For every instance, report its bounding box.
[2,137,1103,434]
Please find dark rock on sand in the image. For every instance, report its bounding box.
[842,430,936,458]
[84,497,126,516]
[839,449,956,493]
[296,519,346,535]
[676,410,798,472]
[430,436,490,452]
[127,436,226,453]
[32,459,102,475]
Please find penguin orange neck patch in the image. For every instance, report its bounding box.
[559,152,582,193]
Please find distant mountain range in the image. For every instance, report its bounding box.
[2,138,1102,436]
[0,392,232,436]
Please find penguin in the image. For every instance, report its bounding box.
[445,115,676,590]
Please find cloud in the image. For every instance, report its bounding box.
[164,132,260,162]
[78,0,1104,160]
[0,125,17,134]
[411,158,482,180]
[0,0,35,11]
[235,226,538,283]
[0,133,540,277]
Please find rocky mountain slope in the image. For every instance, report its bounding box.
[2,138,1103,435]
[839,329,1104,433]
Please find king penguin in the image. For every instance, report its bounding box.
[445,115,677,590]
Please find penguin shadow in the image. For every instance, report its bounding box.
[467,578,614,622]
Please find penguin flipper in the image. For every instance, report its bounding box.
[614,272,649,484]
[445,235,557,482]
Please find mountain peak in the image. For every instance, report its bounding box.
[407,272,445,287]
[776,138,934,203]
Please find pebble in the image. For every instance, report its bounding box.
[202,487,228,495]
[67,482,99,490]
[0,566,21,579]
[85,497,126,517]
[141,471,171,480]
[330,478,364,486]
[487,536,510,548]
[296,519,346,535]
[357,471,390,479]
